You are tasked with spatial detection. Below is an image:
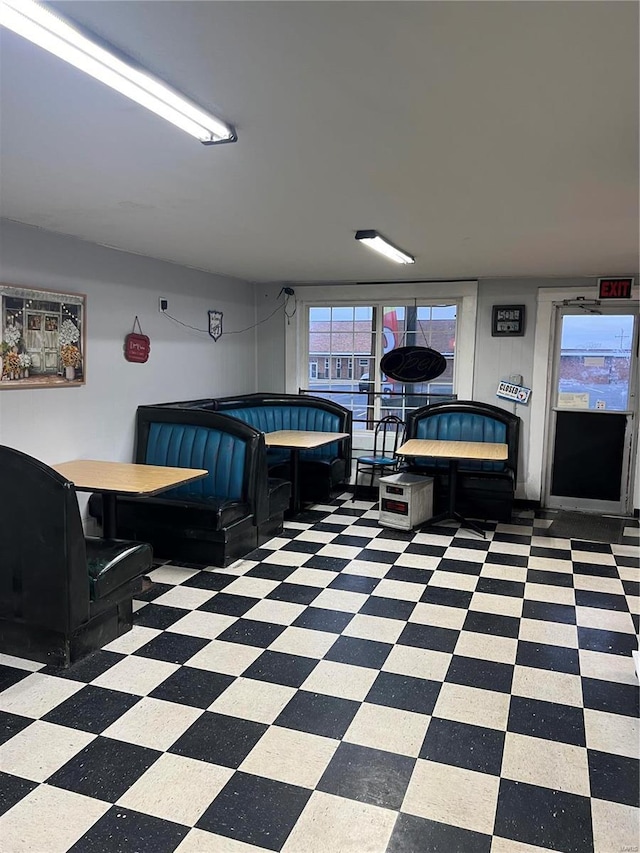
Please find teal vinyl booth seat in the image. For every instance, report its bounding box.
[403,401,521,522]
[88,407,291,566]
[183,394,352,503]
[0,445,152,667]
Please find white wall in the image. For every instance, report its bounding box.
[0,220,257,471]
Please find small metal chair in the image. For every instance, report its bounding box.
[353,415,405,501]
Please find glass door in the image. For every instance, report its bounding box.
[544,303,638,513]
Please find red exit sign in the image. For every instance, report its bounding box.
[598,277,634,299]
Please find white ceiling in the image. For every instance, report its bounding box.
[0,1,637,283]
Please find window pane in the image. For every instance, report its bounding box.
[557,314,634,411]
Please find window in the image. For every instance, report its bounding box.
[306,303,457,429]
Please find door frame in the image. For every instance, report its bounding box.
[530,285,639,513]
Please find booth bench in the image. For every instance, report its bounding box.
[149,393,352,505]
[89,406,290,566]
[403,400,521,522]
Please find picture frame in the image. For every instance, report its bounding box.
[0,283,86,389]
[491,304,526,337]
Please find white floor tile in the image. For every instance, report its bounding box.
[501,732,590,796]
[186,640,263,676]
[240,725,339,788]
[344,702,430,757]
[302,660,378,701]
[244,599,306,626]
[382,645,451,682]
[103,697,202,750]
[209,677,296,723]
[0,720,94,782]
[269,626,337,658]
[0,673,83,718]
[92,656,179,696]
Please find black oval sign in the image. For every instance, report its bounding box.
[380,346,446,383]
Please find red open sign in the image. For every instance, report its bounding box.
[124,317,150,363]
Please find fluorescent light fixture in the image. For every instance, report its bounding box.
[355,230,415,264]
[0,0,236,144]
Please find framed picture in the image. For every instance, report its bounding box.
[0,284,86,389]
[492,304,526,337]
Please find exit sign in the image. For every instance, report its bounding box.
[598,277,634,299]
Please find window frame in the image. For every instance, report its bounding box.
[288,281,478,436]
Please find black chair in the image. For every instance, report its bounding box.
[0,445,152,667]
[353,415,405,501]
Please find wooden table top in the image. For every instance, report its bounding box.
[53,460,208,496]
[265,430,350,449]
[396,438,508,461]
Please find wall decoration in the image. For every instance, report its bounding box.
[0,284,86,388]
[124,316,150,363]
[208,310,223,341]
[492,305,526,336]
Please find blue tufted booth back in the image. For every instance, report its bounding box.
[146,422,246,500]
[222,406,341,460]
[414,412,507,472]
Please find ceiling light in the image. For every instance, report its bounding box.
[355,230,415,264]
[0,0,236,144]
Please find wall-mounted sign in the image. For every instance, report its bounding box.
[380,346,446,383]
[492,305,525,336]
[598,278,633,299]
[496,380,531,405]
[208,310,223,341]
[124,316,150,363]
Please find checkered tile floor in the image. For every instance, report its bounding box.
[0,497,638,853]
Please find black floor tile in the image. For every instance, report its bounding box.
[267,582,321,604]
[384,566,434,585]
[355,548,399,564]
[485,552,528,567]
[476,577,526,597]
[452,538,491,552]
[134,581,173,602]
[246,563,296,582]
[574,590,628,612]
[149,666,234,709]
[359,596,416,621]
[196,771,311,852]
[275,690,360,739]
[376,528,415,542]
[331,534,375,549]
[436,558,483,576]
[133,604,187,630]
[526,569,573,588]
[530,546,572,560]
[292,607,354,633]
[324,635,392,669]
[48,737,160,801]
[216,619,286,648]
[494,779,593,853]
[463,610,520,639]
[43,651,124,682]
[577,627,638,656]
[309,522,345,534]
[365,672,442,716]
[572,562,619,579]
[420,586,473,609]
[588,749,640,807]
[515,640,580,675]
[245,549,277,561]
[0,710,32,746]
[134,632,209,665]
[43,686,140,734]
[69,806,187,853]
[445,655,514,694]
[0,665,32,691]
[522,600,576,625]
[242,650,318,688]
[615,554,640,568]
[317,742,415,810]
[622,579,640,596]
[397,623,459,653]
[508,696,585,746]
[328,573,380,594]
[581,677,639,717]
[571,540,612,553]
[405,543,447,558]
[420,717,505,775]
[181,571,237,591]
[303,555,350,571]
[387,813,492,853]
[198,593,257,617]
[169,711,267,768]
[493,532,532,546]
[0,771,37,817]
[281,539,325,553]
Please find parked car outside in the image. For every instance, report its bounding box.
[358,373,395,394]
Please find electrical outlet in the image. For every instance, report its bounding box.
[159,298,168,312]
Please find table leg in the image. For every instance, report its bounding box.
[424,459,486,539]
[289,449,301,516]
[102,493,118,539]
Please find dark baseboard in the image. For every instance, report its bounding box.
[514,499,541,510]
